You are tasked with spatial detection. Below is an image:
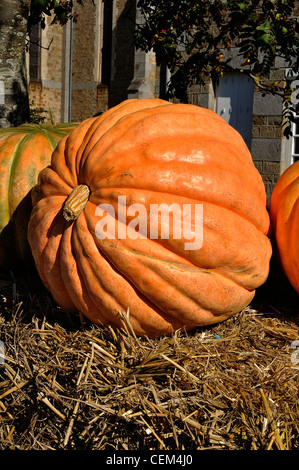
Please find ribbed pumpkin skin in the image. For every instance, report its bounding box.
[0,122,78,269]
[270,160,299,293]
[28,99,272,337]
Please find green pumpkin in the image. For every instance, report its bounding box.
[0,123,78,271]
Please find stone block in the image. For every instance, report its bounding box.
[274,127,284,139]
[269,68,286,80]
[253,160,263,173]
[262,173,275,183]
[253,91,283,116]
[251,138,282,161]
[252,126,260,138]
[252,116,267,125]
[263,161,281,174]
[260,126,274,138]
[267,116,282,126]
[197,93,210,109]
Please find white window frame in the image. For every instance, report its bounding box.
[290,105,299,164]
[285,70,299,167]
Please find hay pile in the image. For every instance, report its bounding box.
[0,267,298,451]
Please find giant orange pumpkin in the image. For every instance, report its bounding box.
[28,99,272,337]
[0,122,78,270]
[270,160,299,294]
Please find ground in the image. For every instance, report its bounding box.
[0,258,298,450]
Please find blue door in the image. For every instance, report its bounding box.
[215,73,254,150]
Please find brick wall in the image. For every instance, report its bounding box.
[187,81,214,110]
[71,0,108,121]
[252,113,284,199]
[29,81,63,123]
[250,73,286,201]
[26,0,298,194]
[28,16,64,124]
[251,2,299,200]
[27,1,110,123]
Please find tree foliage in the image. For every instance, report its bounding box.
[135,0,299,136]
[28,0,88,31]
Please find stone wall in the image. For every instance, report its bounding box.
[29,81,63,123]
[26,0,298,199]
[251,72,286,202]
[27,0,110,123]
[187,82,214,110]
[109,0,137,107]
[251,113,284,201]
[28,16,64,124]
[71,0,109,121]
[252,2,299,200]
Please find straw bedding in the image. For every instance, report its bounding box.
[0,263,298,450]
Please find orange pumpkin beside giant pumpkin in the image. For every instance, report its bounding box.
[28,99,272,337]
[270,160,299,294]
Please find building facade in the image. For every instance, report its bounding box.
[27,0,299,202]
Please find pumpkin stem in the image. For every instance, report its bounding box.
[63,184,90,222]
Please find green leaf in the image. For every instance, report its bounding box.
[257,32,271,44]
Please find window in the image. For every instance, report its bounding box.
[285,71,299,167]
[29,23,41,81]
[291,103,299,164]
[215,72,254,150]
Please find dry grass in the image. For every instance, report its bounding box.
[0,263,298,450]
